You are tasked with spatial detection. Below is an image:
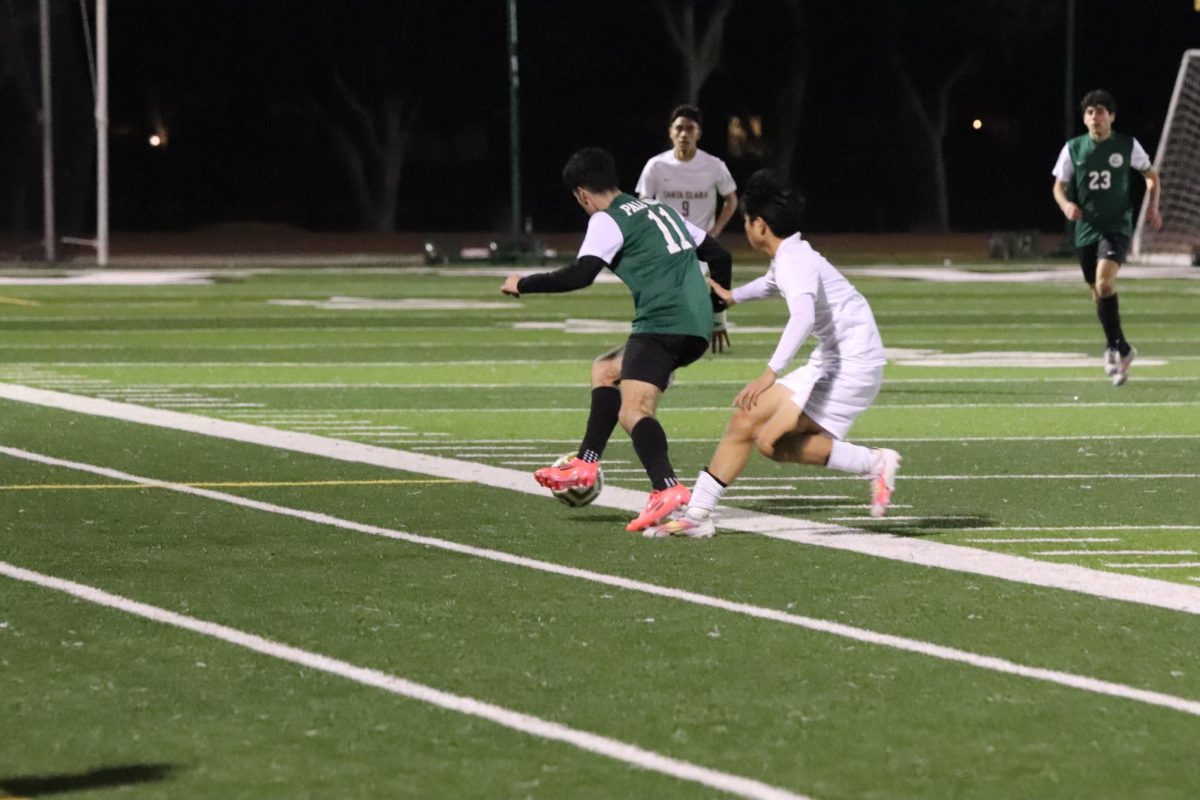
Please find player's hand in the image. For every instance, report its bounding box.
[733,369,776,411]
[706,277,735,306]
[1146,205,1164,232]
[710,327,731,354]
[1061,202,1083,222]
[500,274,522,297]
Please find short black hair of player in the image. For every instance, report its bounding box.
[740,169,805,238]
[562,148,620,194]
[1080,89,1117,114]
[670,105,702,126]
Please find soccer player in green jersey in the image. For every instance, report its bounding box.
[1052,89,1163,386]
[500,148,733,531]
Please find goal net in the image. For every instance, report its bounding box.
[1134,49,1200,265]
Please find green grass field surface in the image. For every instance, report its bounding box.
[1,262,1198,799]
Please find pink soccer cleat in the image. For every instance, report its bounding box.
[625,484,691,532]
[534,457,599,491]
[868,448,902,518]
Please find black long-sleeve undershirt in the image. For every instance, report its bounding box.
[516,255,608,294]
[516,235,731,310]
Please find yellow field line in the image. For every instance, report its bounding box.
[0,478,464,491]
[0,295,39,306]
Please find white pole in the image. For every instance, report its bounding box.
[39,0,56,262]
[96,0,109,266]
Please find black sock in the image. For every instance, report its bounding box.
[630,417,677,490]
[1096,294,1130,356]
[577,386,621,463]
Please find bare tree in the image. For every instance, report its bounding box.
[770,0,810,178]
[323,68,415,232]
[656,0,736,105]
[879,0,1051,232]
[890,49,972,232]
[291,5,420,232]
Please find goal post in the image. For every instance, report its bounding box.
[1134,49,1200,265]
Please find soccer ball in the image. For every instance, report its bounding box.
[549,451,604,508]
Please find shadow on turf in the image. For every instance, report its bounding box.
[0,763,177,796]
[855,516,998,536]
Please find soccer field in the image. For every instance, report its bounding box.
[2,261,1199,799]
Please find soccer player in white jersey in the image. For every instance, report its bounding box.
[637,105,739,236]
[638,105,739,352]
[646,170,901,538]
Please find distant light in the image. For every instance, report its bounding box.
[972,119,983,130]
[149,134,163,147]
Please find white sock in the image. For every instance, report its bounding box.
[827,440,875,476]
[688,469,727,516]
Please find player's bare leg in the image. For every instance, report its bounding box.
[650,385,900,537]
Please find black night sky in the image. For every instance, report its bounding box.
[1,0,1198,237]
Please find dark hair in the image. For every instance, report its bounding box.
[1080,89,1117,114]
[562,148,620,193]
[669,105,702,127]
[740,169,805,238]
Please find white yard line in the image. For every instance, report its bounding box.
[772,475,1200,482]
[1034,550,1197,556]
[828,515,982,522]
[725,495,837,502]
[3,446,1200,722]
[288,402,1200,417]
[367,435,1200,446]
[965,538,1121,544]
[3,384,1200,615]
[0,561,810,800]
[16,377,1199,390]
[956,525,1200,532]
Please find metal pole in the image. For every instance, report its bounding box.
[507,0,521,238]
[96,0,109,265]
[1061,0,1076,252]
[1064,0,1075,139]
[39,0,56,262]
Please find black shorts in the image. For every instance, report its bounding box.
[1078,233,1130,285]
[620,333,708,391]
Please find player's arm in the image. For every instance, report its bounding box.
[728,271,778,305]
[734,290,814,411]
[503,213,623,297]
[1053,180,1082,221]
[1142,167,1163,231]
[709,191,738,237]
[501,257,608,297]
[1051,145,1082,221]
[635,161,656,200]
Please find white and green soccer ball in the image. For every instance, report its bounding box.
[550,451,604,508]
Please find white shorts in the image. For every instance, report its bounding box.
[777,361,884,441]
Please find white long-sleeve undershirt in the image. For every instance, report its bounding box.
[767,292,815,374]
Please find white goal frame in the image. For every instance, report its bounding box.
[1133,49,1200,265]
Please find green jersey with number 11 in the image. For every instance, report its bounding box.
[579,193,711,339]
